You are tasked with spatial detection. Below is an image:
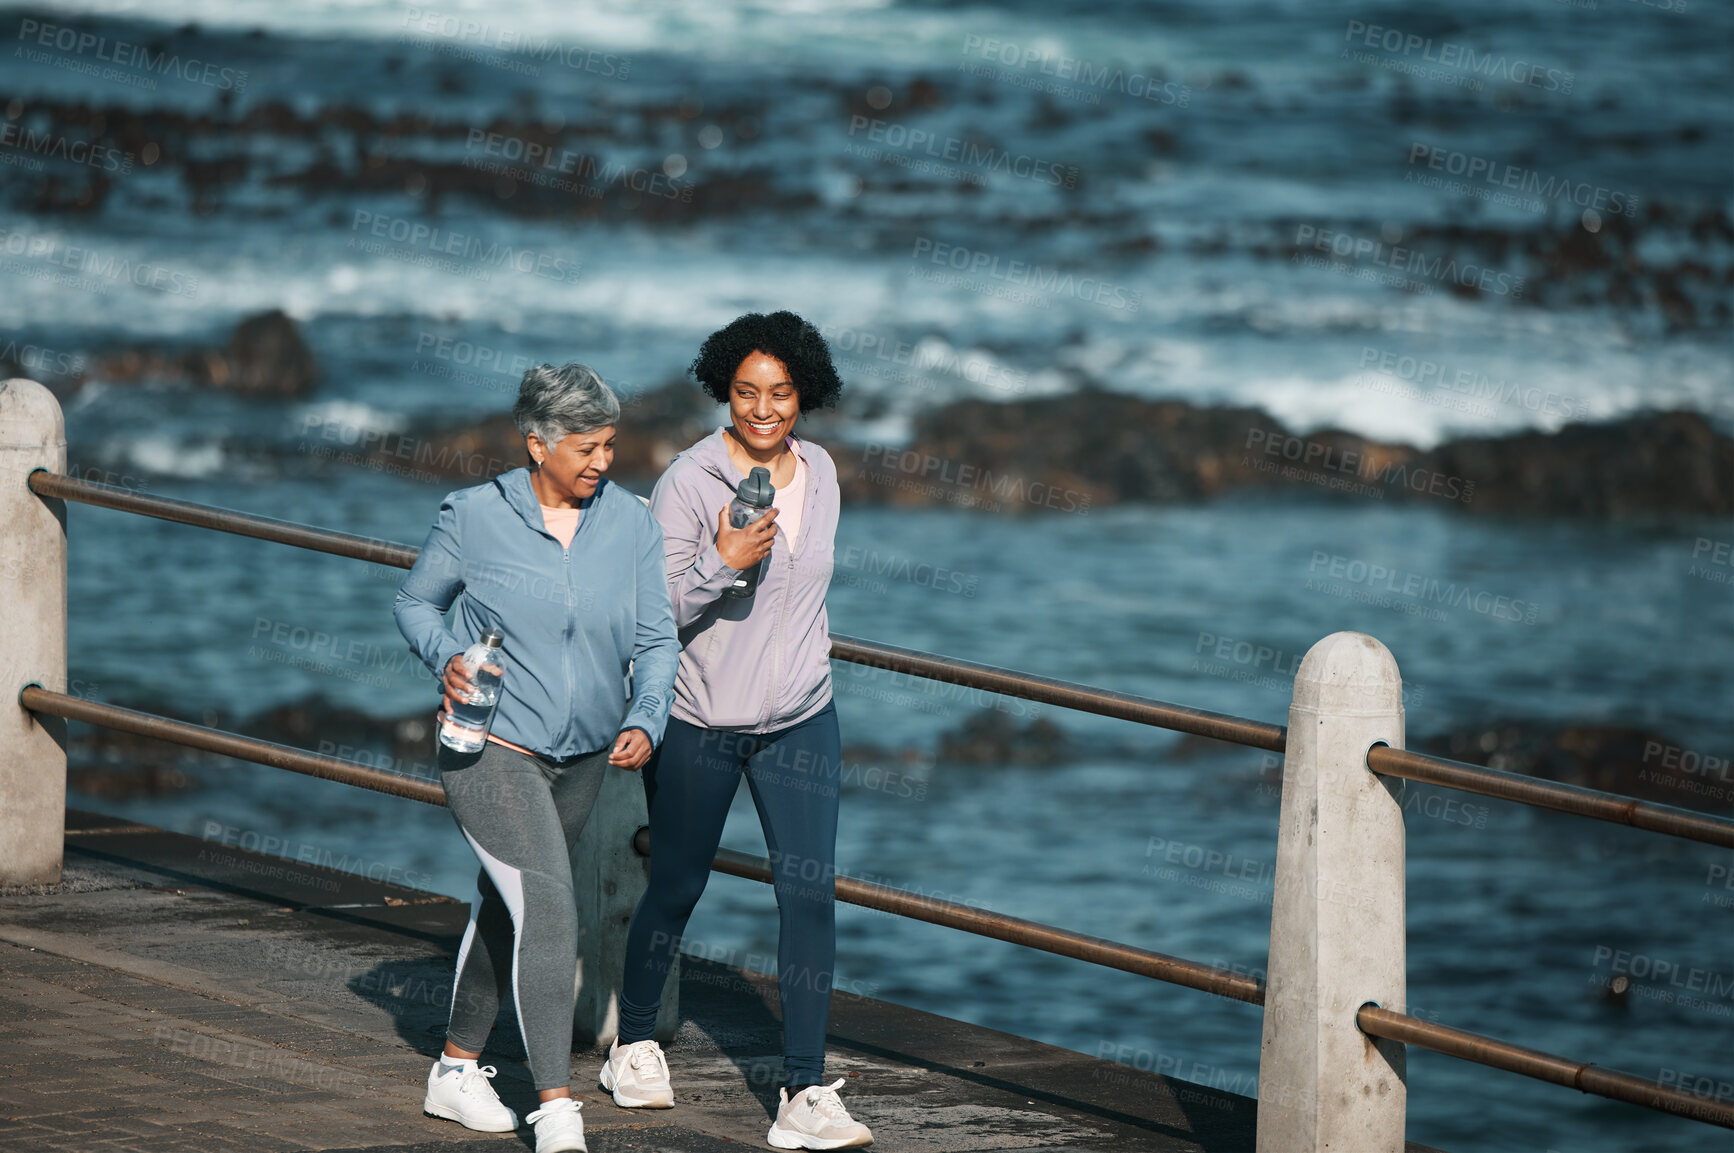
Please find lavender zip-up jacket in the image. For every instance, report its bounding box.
[649,428,838,733]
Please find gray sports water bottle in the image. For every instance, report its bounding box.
[723,466,775,599]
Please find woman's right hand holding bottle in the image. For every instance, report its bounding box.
[715,504,779,571]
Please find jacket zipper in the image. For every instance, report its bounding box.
[759,447,816,730]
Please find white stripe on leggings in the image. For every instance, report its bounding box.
[458,829,530,1067]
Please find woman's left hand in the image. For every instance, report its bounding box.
[611,728,653,770]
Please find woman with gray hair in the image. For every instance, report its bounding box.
[395,362,679,1153]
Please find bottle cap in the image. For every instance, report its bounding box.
[480,628,505,648]
[736,466,775,509]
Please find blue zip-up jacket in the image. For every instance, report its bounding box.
[393,467,679,758]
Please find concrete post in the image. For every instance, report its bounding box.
[1257,631,1406,1153]
[0,379,68,887]
[571,764,680,1046]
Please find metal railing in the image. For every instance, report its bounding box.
[17,466,1734,1137]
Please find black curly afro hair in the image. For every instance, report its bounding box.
[689,311,843,413]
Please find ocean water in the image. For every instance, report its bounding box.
[6,2,1732,1150]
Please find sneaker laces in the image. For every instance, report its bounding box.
[625,1041,667,1078]
[458,1064,500,1098]
[801,1079,852,1123]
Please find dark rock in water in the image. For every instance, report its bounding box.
[202,309,319,396]
[1422,411,1734,518]
[838,391,1732,519]
[81,309,320,398]
[1432,722,1733,817]
[363,379,719,485]
[938,712,1069,766]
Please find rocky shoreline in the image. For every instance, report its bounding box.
[353,381,1731,520]
[22,310,1733,519]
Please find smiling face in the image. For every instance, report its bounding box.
[528,425,615,507]
[727,351,801,455]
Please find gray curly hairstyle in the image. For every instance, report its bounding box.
[512,362,620,453]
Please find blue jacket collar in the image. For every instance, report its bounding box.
[493,466,606,537]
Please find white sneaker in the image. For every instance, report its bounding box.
[526,1096,587,1153]
[766,1079,873,1150]
[598,1038,674,1108]
[423,1058,518,1132]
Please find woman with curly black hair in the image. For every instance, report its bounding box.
[598,311,873,1149]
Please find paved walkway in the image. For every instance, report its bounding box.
[0,810,1437,1152]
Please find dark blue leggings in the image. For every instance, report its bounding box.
[617,703,841,1085]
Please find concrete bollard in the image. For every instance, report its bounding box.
[571,765,679,1046]
[0,379,68,887]
[1257,631,1407,1153]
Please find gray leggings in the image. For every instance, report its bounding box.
[439,739,608,1090]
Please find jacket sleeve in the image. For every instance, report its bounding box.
[393,495,468,679]
[619,513,680,746]
[649,465,739,629]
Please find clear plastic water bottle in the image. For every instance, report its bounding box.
[723,466,776,599]
[438,628,506,753]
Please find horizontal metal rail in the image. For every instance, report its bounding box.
[826,634,1287,751]
[33,470,1734,850]
[631,828,1264,1005]
[20,687,446,807]
[1367,746,1734,849]
[1358,1005,1734,1130]
[27,470,418,569]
